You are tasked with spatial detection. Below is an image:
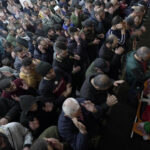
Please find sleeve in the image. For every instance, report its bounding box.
[17,123,33,147]
[58,117,88,150]
[5,100,20,122]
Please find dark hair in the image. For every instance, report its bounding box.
[1,58,11,66]
[30,139,49,150]
[54,24,62,31]
[105,2,113,9]
[54,41,67,52]
[68,26,78,36]
[106,34,117,44]
[3,42,13,49]
[56,36,67,43]
[22,57,32,67]
[93,74,112,89]
[112,16,123,26]
[14,46,23,53]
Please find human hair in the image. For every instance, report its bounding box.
[106,34,117,44]
[105,2,113,9]
[30,139,49,150]
[3,42,13,49]
[54,41,67,52]
[95,8,104,16]
[22,57,32,67]
[56,36,67,43]
[111,15,123,26]
[62,98,80,116]
[93,74,112,90]
[14,46,23,53]
[68,26,78,36]
[1,58,11,66]
[136,46,150,60]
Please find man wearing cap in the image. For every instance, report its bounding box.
[36,61,72,107]
[85,58,110,78]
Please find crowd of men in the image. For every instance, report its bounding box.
[0,0,150,149]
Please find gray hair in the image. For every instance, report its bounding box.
[136,46,150,60]
[62,98,80,116]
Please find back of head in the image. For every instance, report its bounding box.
[136,46,150,60]
[14,46,23,54]
[22,57,32,67]
[106,34,117,44]
[54,41,67,53]
[112,15,123,26]
[0,79,11,90]
[62,97,80,117]
[93,74,112,90]
[30,139,49,150]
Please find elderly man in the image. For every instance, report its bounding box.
[58,97,117,150]
[125,46,150,105]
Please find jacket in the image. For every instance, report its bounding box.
[19,69,41,89]
[125,51,150,90]
[0,122,32,150]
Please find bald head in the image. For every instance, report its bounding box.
[136,46,150,61]
[62,98,80,117]
[93,74,112,90]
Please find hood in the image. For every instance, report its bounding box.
[19,95,37,112]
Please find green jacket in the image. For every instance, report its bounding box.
[6,33,16,47]
[125,51,150,89]
[71,13,85,29]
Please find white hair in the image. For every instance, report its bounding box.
[62,97,80,116]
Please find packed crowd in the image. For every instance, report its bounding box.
[0,0,150,149]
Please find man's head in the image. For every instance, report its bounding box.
[95,8,105,21]
[54,41,68,58]
[62,98,81,118]
[22,57,34,72]
[35,61,55,79]
[14,46,28,59]
[106,34,118,49]
[0,79,17,92]
[136,46,150,61]
[112,16,123,29]
[30,139,53,150]
[92,74,112,90]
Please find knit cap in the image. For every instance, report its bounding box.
[35,61,52,77]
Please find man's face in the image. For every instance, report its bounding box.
[29,117,40,131]
[17,50,27,59]
[5,82,17,92]
[0,12,6,20]
[17,28,25,36]
[43,102,54,112]
[46,69,56,79]
[59,50,68,58]
[71,108,82,118]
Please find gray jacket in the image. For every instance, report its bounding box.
[0,122,33,150]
